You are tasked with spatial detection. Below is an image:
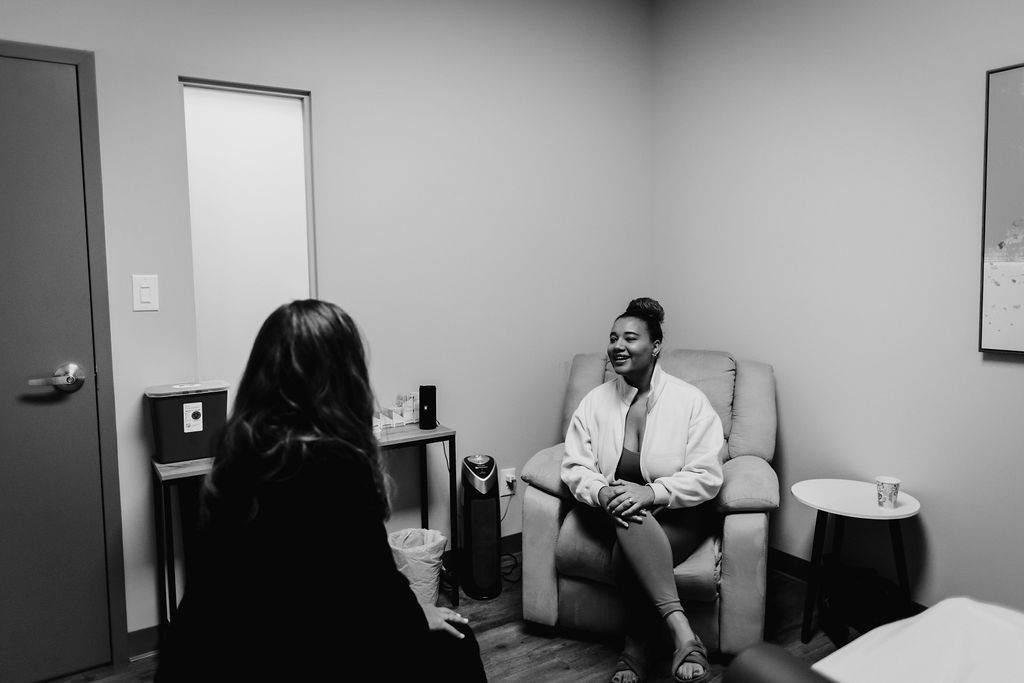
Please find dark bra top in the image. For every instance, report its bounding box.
[615,445,644,484]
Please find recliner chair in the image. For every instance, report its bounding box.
[520,349,779,655]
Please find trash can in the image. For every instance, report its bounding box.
[388,528,447,605]
[144,380,229,463]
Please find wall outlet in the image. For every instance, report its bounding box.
[499,467,516,497]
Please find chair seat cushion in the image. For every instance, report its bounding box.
[554,504,721,602]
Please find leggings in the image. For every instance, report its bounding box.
[611,502,718,621]
[610,447,718,624]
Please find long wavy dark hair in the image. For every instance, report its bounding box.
[201,299,389,525]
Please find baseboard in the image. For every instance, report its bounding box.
[768,546,811,581]
[768,546,927,616]
[501,532,521,555]
[128,625,159,661]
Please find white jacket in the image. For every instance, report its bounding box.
[561,363,725,509]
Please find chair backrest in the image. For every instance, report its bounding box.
[558,349,777,463]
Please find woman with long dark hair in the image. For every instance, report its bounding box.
[156,299,486,681]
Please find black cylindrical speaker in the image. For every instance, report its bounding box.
[419,384,436,430]
[460,454,501,600]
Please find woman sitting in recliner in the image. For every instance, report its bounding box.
[561,297,724,683]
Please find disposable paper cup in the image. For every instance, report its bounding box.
[875,476,900,509]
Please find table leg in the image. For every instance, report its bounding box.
[448,436,459,607]
[822,515,850,646]
[179,479,201,586]
[889,520,911,600]
[801,510,829,643]
[419,444,429,530]
[153,473,169,630]
[831,516,846,560]
[164,483,178,623]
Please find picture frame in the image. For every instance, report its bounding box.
[980,61,1024,354]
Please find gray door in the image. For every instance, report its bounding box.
[0,43,126,682]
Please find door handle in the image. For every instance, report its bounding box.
[28,362,86,393]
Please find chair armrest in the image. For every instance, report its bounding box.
[719,512,769,653]
[716,455,779,513]
[521,443,573,500]
[521,442,574,626]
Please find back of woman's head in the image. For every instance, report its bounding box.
[206,299,389,523]
[234,299,373,431]
[619,297,665,343]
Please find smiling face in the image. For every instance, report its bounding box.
[607,316,661,381]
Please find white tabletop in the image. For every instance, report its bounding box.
[792,478,921,520]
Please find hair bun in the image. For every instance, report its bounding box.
[624,297,664,324]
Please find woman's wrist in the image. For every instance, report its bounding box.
[644,483,657,505]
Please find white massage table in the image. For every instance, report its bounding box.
[811,596,1024,682]
[725,596,1024,682]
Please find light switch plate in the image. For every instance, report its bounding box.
[132,274,159,311]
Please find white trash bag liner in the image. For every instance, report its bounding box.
[388,527,447,605]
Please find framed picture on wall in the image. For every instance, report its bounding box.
[981,61,1024,354]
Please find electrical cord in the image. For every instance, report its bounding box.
[500,552,521,582]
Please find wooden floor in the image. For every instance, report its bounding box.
[54,558,841,683]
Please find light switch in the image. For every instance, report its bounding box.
[132,274,159,311]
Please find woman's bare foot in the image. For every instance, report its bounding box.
[666,612,705,681]
[611,633,646,683]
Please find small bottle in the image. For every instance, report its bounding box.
[393,394,407,425]
[402,392,416,424]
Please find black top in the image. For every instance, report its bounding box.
[155,446,430,681]
[615,445,644,484]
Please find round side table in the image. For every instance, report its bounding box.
[791,478,921,644]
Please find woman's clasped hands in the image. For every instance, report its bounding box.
[598,479,656,528]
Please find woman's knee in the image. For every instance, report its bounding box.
[614,514,668,553]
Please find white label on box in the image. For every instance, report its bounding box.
[183,401,204,433]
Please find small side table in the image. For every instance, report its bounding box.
[153,425,462,627]
[377,423,460,607]
[152,457,213,629]
[792,478,921,644]
[150,428,460,630]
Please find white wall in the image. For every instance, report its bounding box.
[652,0,1024,612]
[0,0,653,632]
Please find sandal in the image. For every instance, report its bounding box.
[611,650,647,683]
[672,637,710,683]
